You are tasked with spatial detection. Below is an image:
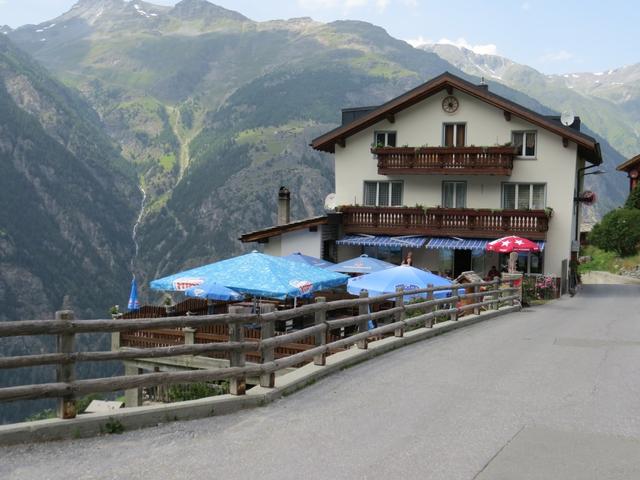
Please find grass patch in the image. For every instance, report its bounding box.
[159,153,176,172]
[579,245,640,274]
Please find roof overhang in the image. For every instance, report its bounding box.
[311,71,602,165]
[617,154,640,172]
[240,216,328,243]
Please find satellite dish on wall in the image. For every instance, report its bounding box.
[561,110,575,126]
[324,193,337,211]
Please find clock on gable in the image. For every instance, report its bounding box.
[442,95,459,113]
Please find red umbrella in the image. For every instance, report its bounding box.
[486,236,540,253]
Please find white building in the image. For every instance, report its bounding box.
[241,73,601,287]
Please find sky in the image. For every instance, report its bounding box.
[0,0,637,74]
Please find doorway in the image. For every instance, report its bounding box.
[454,250,472,277]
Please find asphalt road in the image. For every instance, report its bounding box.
[2,284,639,480]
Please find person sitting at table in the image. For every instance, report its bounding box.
[487,265,500,279]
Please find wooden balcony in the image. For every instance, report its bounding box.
[372,146,516,175]
[340,206,550,240]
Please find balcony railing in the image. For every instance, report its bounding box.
[372,146,516,175]
[340,206,550,240]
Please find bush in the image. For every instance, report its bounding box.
[625,187,640,210]
[589,208,640,256]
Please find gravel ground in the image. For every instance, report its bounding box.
[1,284,639,480]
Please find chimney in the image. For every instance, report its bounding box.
[278,187,291,225]
[478,76,489,91]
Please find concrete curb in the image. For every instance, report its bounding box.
[0,305,520,446]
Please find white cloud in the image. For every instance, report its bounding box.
[399,0,419,6]
[406,36,498,55]
[540,50,574,62]
[521,2,531,10]
[405,35,432,48]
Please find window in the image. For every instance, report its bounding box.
[442,181,467,208]
[364,181,403,206]
[512,131,536,157]
[443,123,466,147]
[502,183,545,209]
[374,131,397,147]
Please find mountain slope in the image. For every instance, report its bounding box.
[0,34,139,320]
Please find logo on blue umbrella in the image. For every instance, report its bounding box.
[127,277,140,311]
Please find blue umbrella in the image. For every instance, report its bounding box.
[127,277,140,311]
[150,251,348,300]
[184,281,244,302]
[283,252,334,269]
[329,254,396,274]
[347,265,459,300]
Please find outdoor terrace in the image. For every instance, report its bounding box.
[340,206,550,240]
[372,146,516,176]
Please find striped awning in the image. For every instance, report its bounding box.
[426,237,546,251]
[337,235,427,248]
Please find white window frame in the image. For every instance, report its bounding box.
[442,181,467,208]
[512,130,537,158]
[501,182,546,210]
[363,181,403,206]
[442,123,466,147]
[373,131,397,147]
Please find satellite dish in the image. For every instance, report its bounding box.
[324,193,337,211]
[561,110,575,126]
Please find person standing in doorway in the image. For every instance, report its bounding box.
[402,251,413,266]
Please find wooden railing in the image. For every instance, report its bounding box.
[372,146,516,175]
[0,279,521,418]
[340,206,550,240]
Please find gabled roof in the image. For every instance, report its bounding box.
[617,154,640,172]
[240,215,328,243]
[311,71,602,165]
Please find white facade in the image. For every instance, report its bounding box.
[333,88,586,277]
[263,228,323,258]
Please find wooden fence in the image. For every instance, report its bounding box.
[0,278,520,420]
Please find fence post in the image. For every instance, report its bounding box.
[450,286,459,322]
[56,310,76,419]
[493,277,501,310]
[357,290,369,349]
[314,297,327,366]
[259,304,276,388]
[228,306,246,395]
[183,327,196,347]
[394,286,405,337]
[426,284,434,327]
[111,330,120,351]
[509,278,516,306]
[473,284,481,315]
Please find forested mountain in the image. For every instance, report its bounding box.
[0,34,139,320]
[0,33,139,423]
